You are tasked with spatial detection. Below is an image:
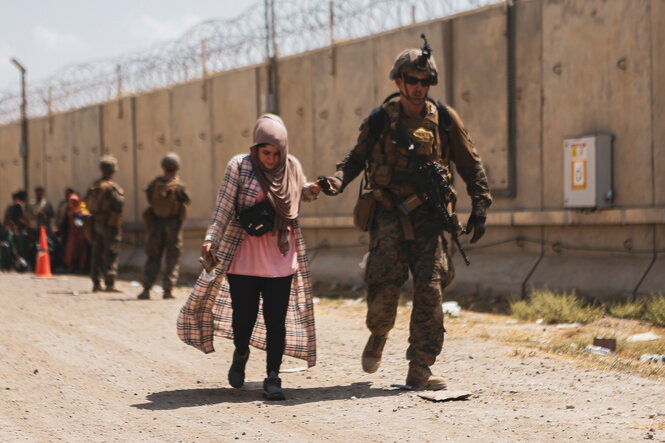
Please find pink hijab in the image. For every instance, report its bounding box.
[249,114,305,255]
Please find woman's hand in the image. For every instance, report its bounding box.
[308,183,321,195]
[201,241,213,261]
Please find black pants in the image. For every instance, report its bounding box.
[227,273,293,375]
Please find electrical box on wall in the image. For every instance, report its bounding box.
[563,134,613,209]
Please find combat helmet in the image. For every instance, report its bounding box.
[161,152,181,171]
[389,34,438,86]
[99,155,118,173]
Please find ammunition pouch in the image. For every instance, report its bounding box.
[353,192,377,232]
[373,164,393,187]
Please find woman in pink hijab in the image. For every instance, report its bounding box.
[178,114,320,400]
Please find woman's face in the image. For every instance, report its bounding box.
[258,144,281,170]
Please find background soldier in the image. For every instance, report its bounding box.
[85,155,124,292]
[319,37,492,390]
[137,153,190,300]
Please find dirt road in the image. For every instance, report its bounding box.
[0,273,663,442]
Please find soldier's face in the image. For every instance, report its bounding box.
[396,71,430,100]
[258,144,281,170]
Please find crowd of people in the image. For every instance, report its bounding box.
[1,186,90,274]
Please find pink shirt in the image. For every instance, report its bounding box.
[228,188,298,278]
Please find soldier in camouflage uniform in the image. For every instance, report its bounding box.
[85,155,125,292]
[320,39,492,390]
[138,153,190,300]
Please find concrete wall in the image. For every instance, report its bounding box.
[1,0,663,300]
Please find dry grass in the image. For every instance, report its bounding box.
[608,300,645,319]
[644,295,665,327]
[510,289,601,324]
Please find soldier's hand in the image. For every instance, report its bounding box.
[316,176,341,196]
[464,214,486,244]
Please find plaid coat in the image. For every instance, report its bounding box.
[177,154,317,367]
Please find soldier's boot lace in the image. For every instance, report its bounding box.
[228,349,250,388]
[162,289,175,299]
[361,334,387,373]
[263,371,285,400]
[406,362,446,391]
[137,289,150,300]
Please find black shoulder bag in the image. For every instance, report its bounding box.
[238,200,275,237]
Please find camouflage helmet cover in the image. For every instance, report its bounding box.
[99,155,118,172]
[161,152,181,170]
[389,48,438,85]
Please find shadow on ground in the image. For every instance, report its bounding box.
[131,382,404,409]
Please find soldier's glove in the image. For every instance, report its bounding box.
[316,176,342,196]
[464,214,486,244]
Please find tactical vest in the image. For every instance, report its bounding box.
[367,100,446,200]
[149,177,184,218]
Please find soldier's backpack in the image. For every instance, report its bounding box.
[85,181,113,213]
[150,178,183,218]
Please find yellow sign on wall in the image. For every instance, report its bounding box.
[571,159,587,190]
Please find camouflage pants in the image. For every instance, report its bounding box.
[142,217,183,291]
[90,221,121,286]
[365,205,452,368]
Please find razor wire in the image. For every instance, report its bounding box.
[0,0,499,124]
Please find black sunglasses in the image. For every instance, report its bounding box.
[403,75,432,87]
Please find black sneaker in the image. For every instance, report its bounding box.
[263,372,285,400]
[228,350,249,388]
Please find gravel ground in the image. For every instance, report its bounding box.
[0,272,663,442]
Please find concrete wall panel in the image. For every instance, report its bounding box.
[512,0,543,210]
[134,89,171,219]
[44,113,72,199]
[68,106,101,197]
[28,117,47,192]
[277,56,316,216]
[170,80,214,220]
[453,6,508,208]
[311,39,375,216]
[542,0,653,208]
[102,98,136,222]
[653,0,665,206]
[0,123,22,210]
[210,68,258,197]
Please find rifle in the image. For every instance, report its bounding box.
[411,160,471,266]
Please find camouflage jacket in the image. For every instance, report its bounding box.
[334,99,492,217]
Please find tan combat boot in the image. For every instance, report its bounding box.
[361,334,387,373]
[137,289,150,300]
[163,289,175,299]
[406,362,446,391]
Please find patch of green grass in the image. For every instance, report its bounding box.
[644,295,665,327]
[510,289,601,324]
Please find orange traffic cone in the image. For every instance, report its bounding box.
[35,226,52,278]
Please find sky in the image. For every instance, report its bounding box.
[0,0,251,91]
